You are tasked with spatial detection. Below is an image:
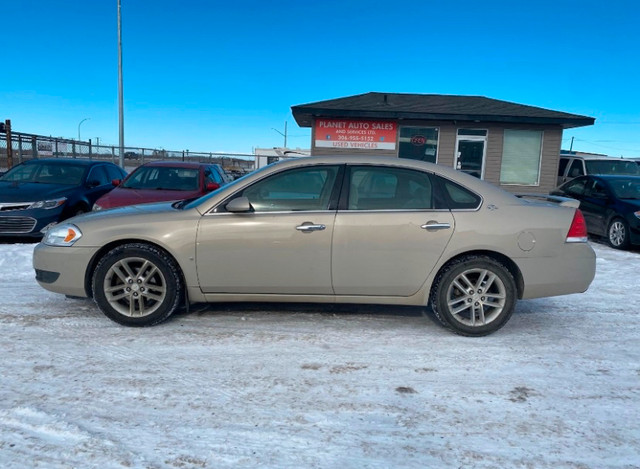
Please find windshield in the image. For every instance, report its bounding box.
[0,162,86,185]
[585,160,640,176]
[122,166,200,191]
[608,178,640,199]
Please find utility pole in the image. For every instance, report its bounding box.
[117,0,125,167]
[569,136,574,153]
[272,121,288,148]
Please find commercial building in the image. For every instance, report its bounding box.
[291,92,594,193]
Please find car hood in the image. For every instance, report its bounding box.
[64,201,201,248]
[95,187,202,208]
[0,181,77,202]
[81,200,177,219]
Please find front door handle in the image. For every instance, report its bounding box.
[296,223,326,233]
[421,221,451,230]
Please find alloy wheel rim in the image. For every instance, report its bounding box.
[446,268,506,327]
[103,256,167,317]
[609,221,625,246]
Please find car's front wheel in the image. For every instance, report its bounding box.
[607,218,630,250]
[92,243,184,326]
[430,256,516,336]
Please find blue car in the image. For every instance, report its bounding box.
[0,158,126,238]
[551,174,640,249]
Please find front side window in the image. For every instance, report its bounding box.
[240,166,339,212]
[105,165,125,181]
[348,166,433,210]
[205,167,223,185]
[568,159,585,178]
[500,130,543,185]
[87,166,110,186]
[398,127,439,163]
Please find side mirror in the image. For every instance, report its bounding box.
[206,182,220,191]
[225,196,253,213]
[111,179,122,186]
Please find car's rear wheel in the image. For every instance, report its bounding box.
[430,256,516,336]
[607,218,630,250]
[92,243,183,326]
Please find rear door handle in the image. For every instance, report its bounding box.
[421,221,451,230]
[296,223,326,233]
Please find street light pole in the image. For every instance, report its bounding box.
[78,118,90,141]
[117,0,125,167]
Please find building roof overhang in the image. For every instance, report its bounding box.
[291,92,595,129]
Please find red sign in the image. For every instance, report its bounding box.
[411,135,426,146]
[315,119,397,150]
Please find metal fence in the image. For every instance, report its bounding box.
[0,131,255,175]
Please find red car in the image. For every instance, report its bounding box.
[93,161,231,210]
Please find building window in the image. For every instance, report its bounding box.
[500,130,543,185]
[398,127,438,163]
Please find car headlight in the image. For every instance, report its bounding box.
[93,203,103,211]
[43,224,83,246]
[28,197,67,210]
[635,211,640,220]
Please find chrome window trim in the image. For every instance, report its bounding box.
[203,209,335,217]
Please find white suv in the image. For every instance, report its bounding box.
[557,154,640,186]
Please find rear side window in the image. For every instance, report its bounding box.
[347,166,434,210]
[434,176,482,210]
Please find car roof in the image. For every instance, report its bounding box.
[24,158,111,167]
[138,161,209,169]
[590,174,640,181]
[562,154,628,161]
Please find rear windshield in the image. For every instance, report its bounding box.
[585,160,640,176]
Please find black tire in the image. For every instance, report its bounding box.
[92,243,184,326]
[607,218,630,250]
[429,255,516,337]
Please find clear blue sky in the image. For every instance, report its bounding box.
[2,0,639,156]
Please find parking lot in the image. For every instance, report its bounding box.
[0,239,638,468]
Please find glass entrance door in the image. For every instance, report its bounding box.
[455,129,487,179]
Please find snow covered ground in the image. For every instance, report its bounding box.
[0,240,638,469]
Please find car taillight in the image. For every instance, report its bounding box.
[566,209,588,243]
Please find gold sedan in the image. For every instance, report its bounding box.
[33,156,596,336]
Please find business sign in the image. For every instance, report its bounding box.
[37,141,53,156]
[315,119,397,150]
